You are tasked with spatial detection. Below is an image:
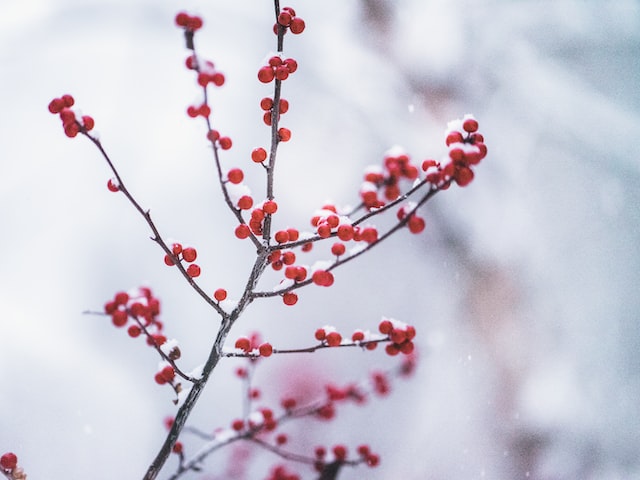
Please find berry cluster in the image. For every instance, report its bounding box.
[48,94,94,138]
[259,96,289,127]
[190,57,225,88]
[163,242,201,278]
[103,288,189,397]
[360,150,420,209]
[174,12,203,32]
[377,319,416,355]
[234,333,274,358]
[314,326,343,347]
[422,115,487,187]
[179,350,411,477]
[312,443,380,472]
[0,452,24,480]
[104,289,180,359]
[274,6,306,35]
[258,55,299,84]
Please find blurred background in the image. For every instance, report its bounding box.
[1,0,639,479]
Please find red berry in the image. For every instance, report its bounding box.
[227,168,244,184]
[64,122,80,138]
[282,292,298,305]
[326,214,340,228]
[235,224,251,239]
[337,224,354,241]
[252,208,265,220]
[281,229,297,243]
[187,105,199,118]
[1,452,18,470]
[237,195,253,210]
[107,178,120,192]
[172,442,183,454]
[104,300,117,314]
[198,104,211,118]
[258,66,275,83]
[400,341,415,354]
[279,99,289,114]
[182,247,197,262]
[408,215,425,234]
[367,453,380,467]
[405,325,416,340]
[317,224,332,238]
[150,334,166,347]
[112,309,128,327]
[59,108,75,124]
[48,97,65,114]
[186,264,201,277]
[207,129,220,142]
[259,342,273,357]
[114,291,129,305]
[312,270,334,287]
[282,251,296,265]
[449,147,465,162]
[357,445,371,457]
[214,288,227,302]
[251,147,268,163]
[361,227,378,243]
[278,127,291,142]
[378,320,393,334]
[231,419,245,431]
[211,72,225,86]
[185,54,197,69]
[235,337,251,352]
[283,58,298,73]
[81,115,95,131]
[275,230,290,243]
[263,200,278,214]
[160,365,175,382]
[61,94,75,107]
[289,17,306,34]
[260,97,273,110]
[275,66,289,81]
[462,117,479,133]
[175,12,189,27]
[385,343,400,356]
[315,328,327,341]
[219,136,233,150]
[446,131,464,146]
[278,11,293,26]
[332,445,347,461]
[454,166,474,186]
[325,331,342,347]
[284,265,298,280]
[127,325,141,338]
[352,330,365,342]
[185,15,203,30]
